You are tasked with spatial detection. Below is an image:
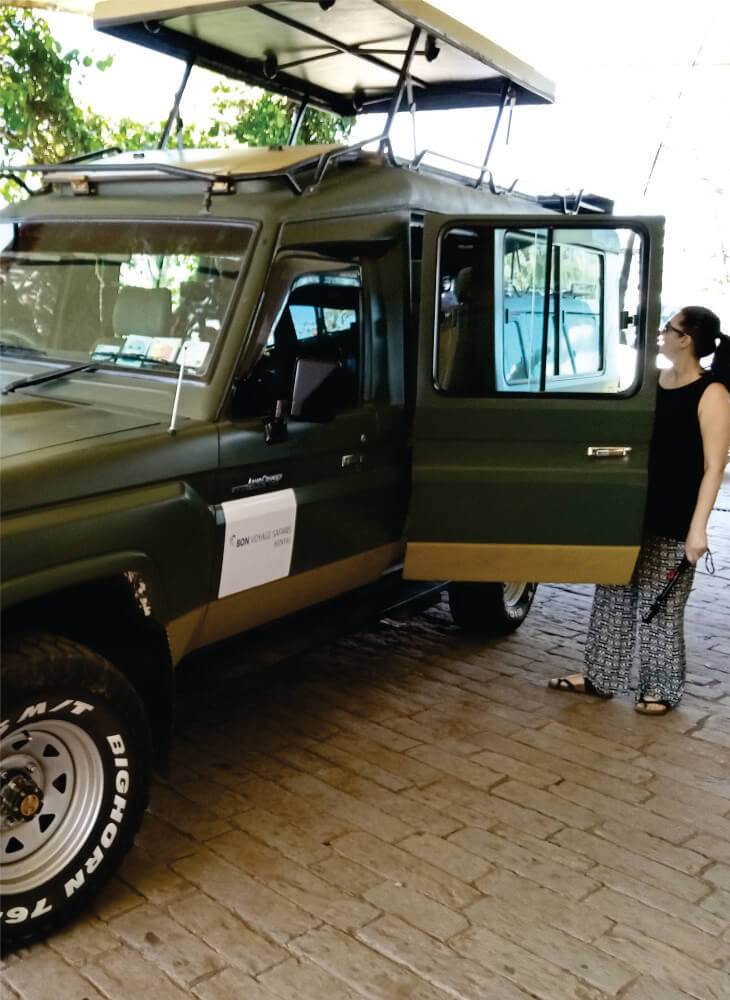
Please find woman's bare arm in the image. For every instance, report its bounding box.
[686,383,730,563]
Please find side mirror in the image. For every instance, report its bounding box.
[290,358,341,422]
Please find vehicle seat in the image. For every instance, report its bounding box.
[113,287,172,339]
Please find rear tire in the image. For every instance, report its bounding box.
[448,581,537,635]
[0,633,151,952]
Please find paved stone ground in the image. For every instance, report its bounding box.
[3,475,730,1000]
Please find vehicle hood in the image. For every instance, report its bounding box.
[0,392,159,458]
[0,391,217,515]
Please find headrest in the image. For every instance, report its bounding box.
[113,287,172,338]
[177,280,209,306]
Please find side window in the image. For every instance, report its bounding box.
[288,304,318,341]
[502,230,552,389]
[287,271,361,390]
[242,265,361,419]
[437,225,643,396]
[557,245,602,376]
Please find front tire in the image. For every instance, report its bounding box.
[0,633,151,951]
[448,581,537,635]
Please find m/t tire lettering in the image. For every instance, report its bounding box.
[17,700,94,723]
[51,699,93,716]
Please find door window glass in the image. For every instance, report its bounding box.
[502,230,553,389]
[288,271,360,385]
[240,266,361,418]
[437,225,644,396]
[289,304,318,340]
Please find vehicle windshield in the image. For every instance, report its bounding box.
[0,219,254,377]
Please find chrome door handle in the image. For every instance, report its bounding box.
[341,453,365,468]
[587,446,633,458]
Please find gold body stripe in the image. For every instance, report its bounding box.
[403,542,639,585]
[167,542,404,665]
[166,607,207,667]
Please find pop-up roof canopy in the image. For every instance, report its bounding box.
[93,0,555,116]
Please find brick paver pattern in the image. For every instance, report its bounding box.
[3,475,730,999]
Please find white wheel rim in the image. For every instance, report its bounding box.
[1,720,105,894]
[502,582,528,608]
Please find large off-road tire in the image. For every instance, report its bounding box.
[0,633,151,952]
[448,581,537,636]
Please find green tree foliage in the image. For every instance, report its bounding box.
[106,117,213,152]
[212,86,353,146]
[0,8,105,164]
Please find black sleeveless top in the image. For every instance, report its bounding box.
[643,375,710,540]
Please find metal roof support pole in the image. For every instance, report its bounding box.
[380,27,420,154]
[475,82,512,187]
[407,78,418,158]
[288,100,308,145]
[158,56,195,150]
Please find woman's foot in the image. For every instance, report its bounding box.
[635,696,671,716]
[547,674,613,698]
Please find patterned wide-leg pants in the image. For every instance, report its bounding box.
[584,535,695,706]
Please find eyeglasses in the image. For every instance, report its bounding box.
[662,321,686,336]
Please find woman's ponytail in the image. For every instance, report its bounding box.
[679,306,730,388]
[709,331,730,389]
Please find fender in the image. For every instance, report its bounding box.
[1,551,167,622]
[1,481,217,624]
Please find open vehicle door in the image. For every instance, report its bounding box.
[404,212,664,585]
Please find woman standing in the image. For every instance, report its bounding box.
[549,306,730,714]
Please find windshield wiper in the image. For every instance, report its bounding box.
[0,342,47,358]
[2,362,98,395]
[2,349,190,396]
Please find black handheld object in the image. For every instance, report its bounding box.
[642,556,691,624]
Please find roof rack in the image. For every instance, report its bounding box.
[50,146,123,165]
[8,142,614,216]
[9,138,394,202]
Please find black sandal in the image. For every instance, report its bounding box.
[635,697,671,716]
[547,675,613,699]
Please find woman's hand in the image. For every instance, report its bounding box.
[685,527,708,564]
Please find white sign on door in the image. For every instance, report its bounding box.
[218,489,297,598]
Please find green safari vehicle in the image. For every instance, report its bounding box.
[0,0,664,947]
